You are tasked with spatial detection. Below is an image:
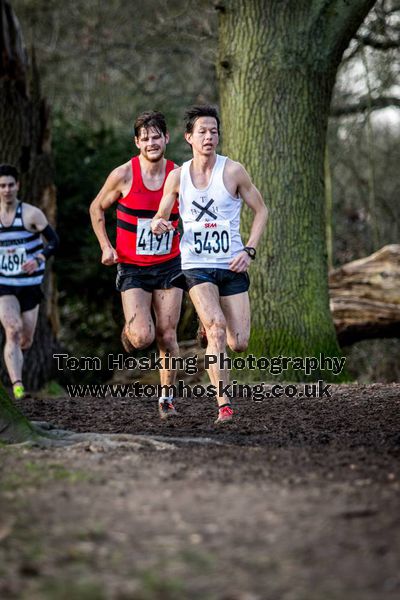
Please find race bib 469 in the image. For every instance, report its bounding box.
[0,247,27,276]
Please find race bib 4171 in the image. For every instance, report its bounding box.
[136,219,173,256]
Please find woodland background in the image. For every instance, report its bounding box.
[9,0,400,384]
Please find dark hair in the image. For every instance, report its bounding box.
[0,164,19,181]
[184,105,220,135]
[134,111,167,138]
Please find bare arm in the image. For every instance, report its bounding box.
[89,165,128,265]
[26,205,48,230]
[228,162,268,273]
[21,204,49,274]
[151,168,181,234]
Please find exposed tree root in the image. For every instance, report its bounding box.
[12,421,178,451]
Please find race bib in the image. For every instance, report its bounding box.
[0,247,27,276]
[136,218,173,256]
[189,220,231,260]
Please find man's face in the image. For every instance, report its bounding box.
[0,176,19,204]
[135,126,169,162]
[185,116,219,155]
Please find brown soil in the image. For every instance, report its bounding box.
[1,383,399,600]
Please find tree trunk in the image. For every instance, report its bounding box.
[0,0,59,390]
[0,380,36,442]
[330,244,400,345]
[216,0,376,381]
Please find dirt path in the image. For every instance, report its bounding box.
[1,384,399,599]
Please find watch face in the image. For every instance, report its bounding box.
[246,247,256,258]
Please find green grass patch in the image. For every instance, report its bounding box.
[2,461,92,491]
[136,569,186,600]
[38,578,106,600]
[39,380,67,397]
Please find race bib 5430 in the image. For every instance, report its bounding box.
[189,220,231,260]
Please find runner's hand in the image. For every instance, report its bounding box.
[151,218,174,235]
[22,258,41,275]
[102,246,118,265]
[229,250,251,273]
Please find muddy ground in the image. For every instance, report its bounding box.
[1,383,399,600]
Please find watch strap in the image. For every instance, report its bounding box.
[243,246,256,260]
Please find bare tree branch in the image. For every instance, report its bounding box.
[356,32,400,49]
[331,94,400,116]
[309,0,378,68]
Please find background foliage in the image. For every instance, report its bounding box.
[11,0,400,382]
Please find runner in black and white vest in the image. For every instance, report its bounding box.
[0,164,59,399]
[152,105,268,423]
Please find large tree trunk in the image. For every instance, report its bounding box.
[216,0,376,381]
[330,245,400,345]
[0,0,59,390]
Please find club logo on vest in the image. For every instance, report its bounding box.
[192,198,217,221]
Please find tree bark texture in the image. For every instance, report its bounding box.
[0,0,59,390]
[0,380,36,442]
[217,0,376,380]
[330,245,400,346]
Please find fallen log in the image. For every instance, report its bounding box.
[329,244,400,346]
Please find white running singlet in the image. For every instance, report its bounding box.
[179,155,244,269]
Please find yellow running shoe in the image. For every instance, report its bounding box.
[12,381,25,400]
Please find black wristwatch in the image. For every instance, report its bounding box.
[35,256,45,267]
[243,246,256,260]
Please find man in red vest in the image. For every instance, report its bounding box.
[90,112,182,418]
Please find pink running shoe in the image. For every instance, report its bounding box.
[215,403,233,424]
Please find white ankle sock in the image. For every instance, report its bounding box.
[158,396,174,405]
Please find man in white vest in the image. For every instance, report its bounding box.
[152,105,268,423]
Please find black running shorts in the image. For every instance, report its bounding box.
[116,255,182,293]
[171,268,250,297]
[0,284,43,312]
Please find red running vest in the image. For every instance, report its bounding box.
[116,156,180,265]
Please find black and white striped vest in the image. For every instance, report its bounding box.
[0,202,45,286]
